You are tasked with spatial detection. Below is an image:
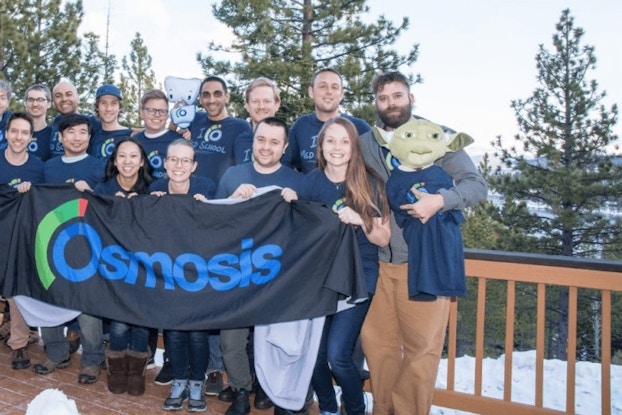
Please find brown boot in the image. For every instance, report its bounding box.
[106,349,128,394]
[126,349,150,396]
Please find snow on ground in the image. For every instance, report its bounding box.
[432,351,622,415]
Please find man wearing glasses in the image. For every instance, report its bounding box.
[24,84,53,161]
[134,89,182,180]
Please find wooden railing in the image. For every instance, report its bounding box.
[433,249,622,415]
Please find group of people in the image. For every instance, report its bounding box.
[0,68,487,415]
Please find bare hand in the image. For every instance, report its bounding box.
[194,193,208,202]
[231,184,257,199]
[334,206,364,226]
[399,189,444,224]
[16,181,32,193]
[281,187,298,203]
[74,180,92,192]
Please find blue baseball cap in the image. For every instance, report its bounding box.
[96,84,122,100]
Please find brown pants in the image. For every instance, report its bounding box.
[7,298,30,350]
[361,262,450,415]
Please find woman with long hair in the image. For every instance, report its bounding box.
[295,117,391,415]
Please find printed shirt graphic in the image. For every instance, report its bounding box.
[30,126,53,161]
[88,128,133,160]
[0,186,367,330]
[0,151,45,187]
[135,129,182,180]
[188,113,253,181]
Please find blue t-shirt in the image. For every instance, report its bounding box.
[89,127,133,160]
[299,169,380,293]
[135,129,182,180]
[215,163,303,199]
[94,177,151,196]
[149,175,216,199]
[43,155,105,188]
[385,166,466,299]
[234,129,254,165]
[0,151,44,187]
[0,110,13,152]
[283,113,371,173]
[187,113,253,181]
[50,114,102,158]
[30,126,53,161]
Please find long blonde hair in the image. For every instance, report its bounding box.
[316,117,389,232]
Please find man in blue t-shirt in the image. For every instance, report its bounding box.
[88,84,132,160]
[49,79,101,158]
[24,84,53,161]
[282,68,371,173]
[216,117,302,415]
[180,76,252,182]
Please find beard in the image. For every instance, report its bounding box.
[377,102,413,129]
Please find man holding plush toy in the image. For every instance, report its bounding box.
[359,71,487,415]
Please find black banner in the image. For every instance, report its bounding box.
[0,185,366,330]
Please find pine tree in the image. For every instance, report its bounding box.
[197,0,418,123]
[488,9,621,359]
[118,32,157,127]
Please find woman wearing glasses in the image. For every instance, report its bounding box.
[134,89,182,180]
[149,139,215,412]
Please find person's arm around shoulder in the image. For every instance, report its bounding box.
[436,149,488,211]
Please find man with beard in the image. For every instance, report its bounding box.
[282,68,370,173]
[359,71,487,415]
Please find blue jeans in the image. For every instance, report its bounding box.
[165,329,210,381]
[109,320,149,353]
[206,330,224,373]
[41,313,104,367]
[312,300,371,415]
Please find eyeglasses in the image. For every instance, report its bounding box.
[142,107,168,116]
[26,97,49,104]
[166,157,194,167]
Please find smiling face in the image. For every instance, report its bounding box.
[5,118,33,156]
[320,122,352,169]
[309,71,344,119]
[164,143,197,184]
[97,95,122,124]
[199,80,229,121]
[114,140,144,182]
[59,123,90,157]
[252,122,287,173]
[141,98,169,133]
[25,88,51,119]
[245,85,280,125]
[375,81,414,130]
[52,82,80,115]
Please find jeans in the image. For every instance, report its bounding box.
[312,300,371,415]
[41,313,104,367]
[109,320,149,353]
[206,330,225,373]
[165,329,210,381]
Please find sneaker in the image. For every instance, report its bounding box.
[146,355,157,370]
[78,365,101,384]
[163,379,189,411]
[155,359,174,385]
[28,329,40,345]
[33,355,71,374]
[205,371,224,396]
[11,347,31,370]
[187,380,207,412]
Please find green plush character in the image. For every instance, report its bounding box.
[372,119,474,171]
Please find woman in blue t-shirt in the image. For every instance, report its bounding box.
[295,117,391,415]
[93,136,155,396]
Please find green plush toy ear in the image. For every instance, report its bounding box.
[447,132,474,152]
[372,126,391,148]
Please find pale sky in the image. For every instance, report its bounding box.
[80,0,622,157]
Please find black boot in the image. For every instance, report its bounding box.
[225,388,251,415]
[254,382,274,409]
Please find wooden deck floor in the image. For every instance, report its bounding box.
[0,341,322,415]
